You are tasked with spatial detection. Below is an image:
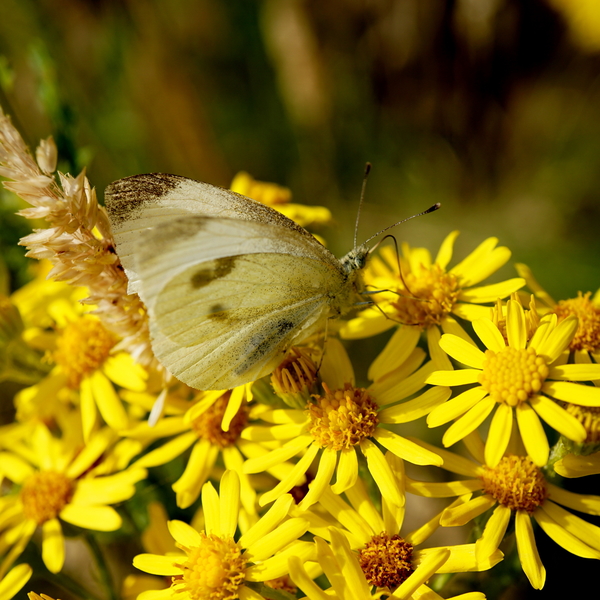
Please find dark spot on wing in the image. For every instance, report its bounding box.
[190,256,237,289]
[209,303,226,314]
[104,173,185,225]
[234,319,296,376]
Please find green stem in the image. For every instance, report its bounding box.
[50,571,105,600]
[85,533,118,600]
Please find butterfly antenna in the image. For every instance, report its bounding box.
[353,162,372,250]
[362,202,441,247]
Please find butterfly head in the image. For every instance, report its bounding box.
[340,244,370,275]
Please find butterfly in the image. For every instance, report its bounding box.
[104,172,439,391]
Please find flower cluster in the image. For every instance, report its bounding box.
[2,105,600,600]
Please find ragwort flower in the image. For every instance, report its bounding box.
[406,439,600,589]
[0,422,146,575]
[426,299,600,466]
[133,470,314,600]
[291,452,498,600]
[242,338,447,510]
[341,232,525,369]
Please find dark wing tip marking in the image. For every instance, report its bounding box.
[104,173,185,225]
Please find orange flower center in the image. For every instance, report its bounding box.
[21,471,74,524]
[190,393,248,448]
[391,264,459,328]
[481,455,547,512]
[307,383,379,451]
[554,292,600,352]
[359,532,414,589]
[479,347,548,406]
[54,315,117,388]
[174,532,246,600]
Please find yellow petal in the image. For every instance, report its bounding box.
[440,495,496,527]
[331,447,358,494]
[542,380,600,407]
[427,326,453,370]
[288,555,330,600]
[472,318,506,352]
[167,520,201,549]
[259,442,319,507]
[442,396,496,447]
[298,447,337,510]
[368,326,421,381]
[546,482,600,516]
[42,518,64,574]
[242,435,313,473]
[434,230,460,269]
[172,440,219,509]
[201,480,220,535]
[439,334,485,369]
[539,500,600,552]
[506,299,527,350]
[244,517,309,562]
[133,553,183,576]
[427,387,488,427]
[90,370,129,430]
[515,402,549,467]
[515,510,546,589]
[394,548,450,599]
[374,428,443,466]
[530,395,586,442]
[379,386,451,424]
[549,363,600,381]
[536,316,578,363]
[484,403,512,467]
[458,279,525,303]
[239,494,294,550]
[0,564,32,600]
[360,438,404,507]
[103,352,147,391]
[59,504,122,531]
[476,504,511,560]
[426,369,482,386]
[245,540,315,582]
[219,470,240,539]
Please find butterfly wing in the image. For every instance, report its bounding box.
[134,215,352,390]
[104,173,334,295]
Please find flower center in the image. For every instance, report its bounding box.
[174,532,246,600]
[390,264,459,328]
[21,471,74,524]
[307,383,379,451]
[190,393,249,448]
[480,455,547,512]
[54,315,117,388]
[271,347,318,395]
[479,347,548,406]
[358,532,414,589]
[553,292,600,352]
[563,404,600,443]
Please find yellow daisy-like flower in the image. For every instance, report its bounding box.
[0,564,32,600]
[426,299,600,467]
[133,470,314,600]
[289,527,485,600]
[125,384,293,512]
[341,232,525,367]
[242,338,447,510]
[291,452,498,600]
[230,171,332,229]
[0,422,146,576]
[406,440,600,590]
[516,263,600,365]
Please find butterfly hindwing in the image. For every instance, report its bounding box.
[135,216,348,389]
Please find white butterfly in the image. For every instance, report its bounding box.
[104,173,438,391]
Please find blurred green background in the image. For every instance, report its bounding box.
[1,1,600,599]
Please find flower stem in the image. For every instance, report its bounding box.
[85,533,118,600]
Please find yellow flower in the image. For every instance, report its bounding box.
[341,232,525,368]
[0,564,32,600]
[406,440,600,590]
[0,422,146,576]
[426,299,600,467]
[125,383,288,513]
[230,171,332,229]
[133,470,314,600]
[242,338,447,510]
[291,451,498,599]
[516,263,600,365]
